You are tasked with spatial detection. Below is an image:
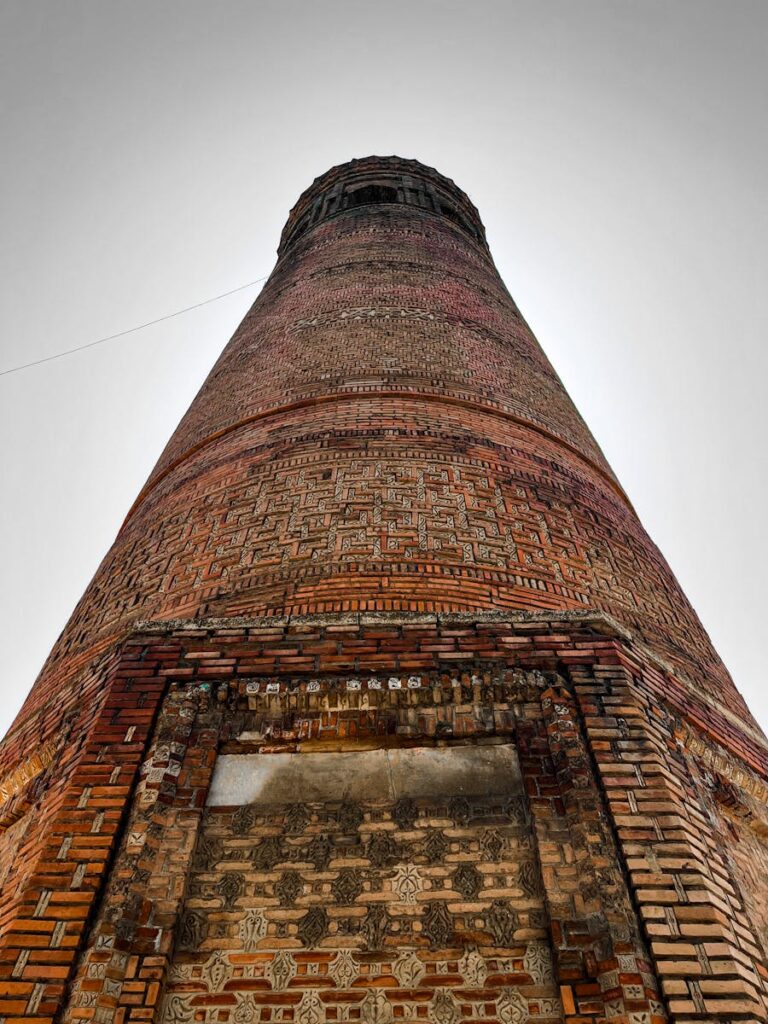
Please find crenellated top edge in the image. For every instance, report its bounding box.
[278,155,489,256]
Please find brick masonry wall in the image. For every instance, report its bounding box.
[0,644,172,1022]
[1,614,766,1023]
[4,157,753,749]
[1,158,766,1023]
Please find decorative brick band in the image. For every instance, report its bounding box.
[683,729,768,807]
[118,388,633,534]
[0,740,56,809]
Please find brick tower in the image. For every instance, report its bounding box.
[1,157,767,1024]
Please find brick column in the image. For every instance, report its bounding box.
[63,682,222,1024]
[520,683,665,1023]
[0,642,175,1023]
[574,661,768,1020]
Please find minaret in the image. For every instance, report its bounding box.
[1,158,766,1024]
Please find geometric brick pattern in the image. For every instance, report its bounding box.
[7,157,752,743]
[1,156,767,1024]
[1,612,765,1023]
[157,766,564,1024]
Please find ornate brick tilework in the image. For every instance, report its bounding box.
[1,154,766,1024]
[6,159,751,745]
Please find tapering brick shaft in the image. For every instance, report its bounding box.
[1,158,766,1024]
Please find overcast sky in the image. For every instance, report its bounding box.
[1,0,766,739]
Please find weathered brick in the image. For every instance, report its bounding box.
[2,156,767,1024]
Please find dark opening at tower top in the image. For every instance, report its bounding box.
[279,155,488,253]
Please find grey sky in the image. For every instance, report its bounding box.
[1,0,766,738]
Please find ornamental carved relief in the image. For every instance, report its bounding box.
[459,945,487,986]
[275,870,303,906]
[497,987,529,1024]
[392,949,425,987]
[177,909,207,951]
[162,738,565,1024]
[430,990,460,1024]
[360,989,393,1024]
[523,941,554,984]
[392,797,418,830]
[161,993,194,1024]
[218,871,244,908]
[306,833,334,869]
[424,828,449,864]
[487,900,518,946]
[298,906,329,946]
[518,858,543,898]
[202,950,231,990]
[481,828,505,861]
[267,950,296,990]
[367,831,400,868]
[232,804,256,835]
[296,990,325,1024]
[391,864,422,903]
[332,869,364,904]
[285,803,310,834]
[337,801,364,832]
[252,835,283,869]
[238,908,267,951]
[453,862,482,899]
[449,796,471,825]
[422,901,453,948]
[361,904,390,950]
[233,994,256,1024]
[329,949,359,988]
[192,833,222,870]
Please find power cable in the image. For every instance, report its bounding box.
[0,275,269,378]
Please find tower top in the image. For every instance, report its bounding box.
[279,155,488,256]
